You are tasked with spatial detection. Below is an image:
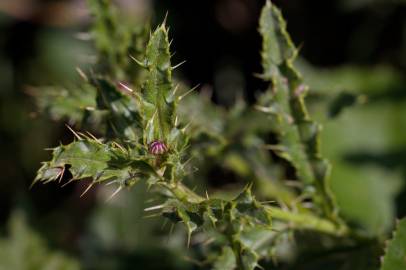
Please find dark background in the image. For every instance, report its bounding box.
[0,0,405,269]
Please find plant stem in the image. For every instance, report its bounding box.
[265,206,348,236]
[164,182,348,237]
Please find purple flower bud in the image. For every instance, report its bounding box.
[148,140,168,155]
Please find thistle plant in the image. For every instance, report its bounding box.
[32,1,405,269]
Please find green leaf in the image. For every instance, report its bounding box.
[34,77,144,141]
[141,23,175,143]
[161,185,272,269]
[381,218,406,270]
[258,1,311,184]
[32,83,96,124]
[93,78,143,140]
[258,0,338,220]
[259,0,296,79]
[34,136,155,188]
[87,0,148,80]
[235,186,272,228]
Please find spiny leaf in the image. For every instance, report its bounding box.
[259,0,296,79]
[32,83,96,124]
[381,218,406,270]
[259,0,312,187]
[93,78,143,140]
[259,75,314,184]
[235,186,272,228]
[258,1,338,220]
[161,185,272,269]
[34,137,155,188]
[141,23,175,143]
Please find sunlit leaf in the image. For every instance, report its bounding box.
[34,136,155,188]
[140,23,175,142]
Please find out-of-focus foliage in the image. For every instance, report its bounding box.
[87,0,149,80]
[32,0,149,128]
[299,61,406,235]
[0,211,80,270]
[79,186,192,270]
[31,83,96,125]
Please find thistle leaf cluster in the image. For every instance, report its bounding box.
[32,1,368,269]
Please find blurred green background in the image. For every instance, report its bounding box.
[0,0,405,269]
